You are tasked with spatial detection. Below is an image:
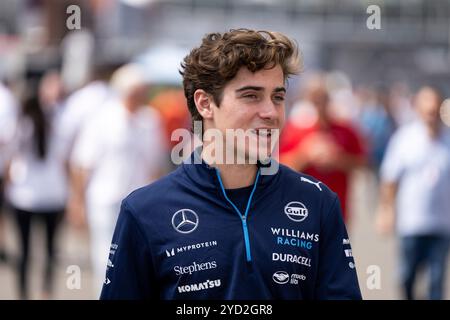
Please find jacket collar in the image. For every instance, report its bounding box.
[182,147,280,192]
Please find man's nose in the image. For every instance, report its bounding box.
[259,100,280,120]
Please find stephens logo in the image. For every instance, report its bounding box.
[174,260,217,276]
[284,202,308,222]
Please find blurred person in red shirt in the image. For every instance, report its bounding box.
[279,74,367,222]
[150,88,190,148]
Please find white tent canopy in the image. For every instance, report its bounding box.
[134,45,189,86]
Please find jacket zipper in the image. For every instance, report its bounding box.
[215,168,260,262]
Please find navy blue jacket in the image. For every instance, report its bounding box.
[100,150,362,300]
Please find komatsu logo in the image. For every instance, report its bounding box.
[177,279,221,293]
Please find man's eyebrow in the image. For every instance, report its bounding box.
[235,86,286,93]
[273,87,286,93]
[235,86,264,93]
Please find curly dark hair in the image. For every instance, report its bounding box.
[180,28,302,129]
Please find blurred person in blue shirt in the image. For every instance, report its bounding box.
[356,85,396,172]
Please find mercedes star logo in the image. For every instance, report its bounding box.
[171,209,199,234]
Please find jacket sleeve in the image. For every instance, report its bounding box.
[314,195,362,300]
[100,201,157,299]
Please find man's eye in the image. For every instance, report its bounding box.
[274,96,285,102]
[243,94,258,99]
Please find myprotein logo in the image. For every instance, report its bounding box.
[174,260,217,276]
[272,271,306,285]
[177,279,221,293]
[165,241,218,258]
[284,202,308,222]
[172,209,199,234]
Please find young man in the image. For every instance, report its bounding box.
[100,29,362,300]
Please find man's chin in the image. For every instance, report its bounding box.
[245,149,273,164]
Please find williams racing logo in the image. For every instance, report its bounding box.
[284,201,308,222]
[271,228,319,250]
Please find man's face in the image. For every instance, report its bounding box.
[415,87,441,128]
[127,84,149,111]
[207,65,286,162]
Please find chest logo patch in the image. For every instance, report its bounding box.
[172,209,199,234]
[284,201,309,222]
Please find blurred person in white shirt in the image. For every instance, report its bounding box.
[376,86,450,300]
[5,71,68,299]
[69,63,167,294]
[59,64,115,240]
[58,63,116,164]
[0,82,18,263]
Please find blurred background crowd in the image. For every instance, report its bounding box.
[0,0,450,300]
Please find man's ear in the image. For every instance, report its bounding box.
[194,89,214,120]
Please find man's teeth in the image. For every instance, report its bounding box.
[254,129,272,137]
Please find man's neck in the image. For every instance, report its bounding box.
[426,122,441,140]
[317,112,331,129]
[122,99,139,114]
[201,147,258,189]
